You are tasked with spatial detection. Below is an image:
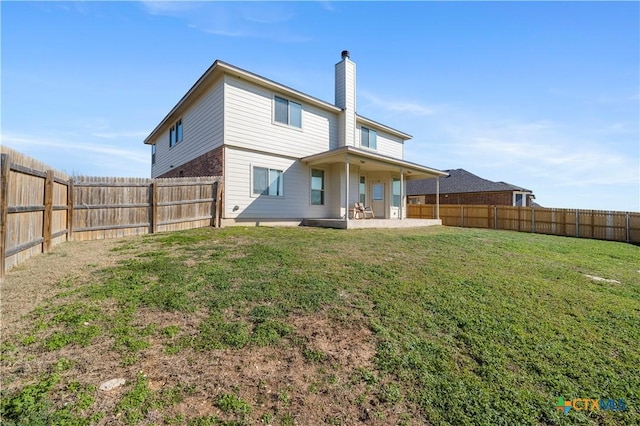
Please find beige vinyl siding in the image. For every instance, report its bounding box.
[343,62,357,147]
[357,125,404,159]
[335,62,346,109]
[224,75,338,157]
[151,78,224,178]
[335,58,356,147]
[347,165,361,216]
[375,131,404,159]
[224,147,333,220]
[324,163,362,218]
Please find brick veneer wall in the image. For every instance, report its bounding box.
[158,146,224,178]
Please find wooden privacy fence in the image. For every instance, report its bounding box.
[408,204,640,244]
[0,148,222,280]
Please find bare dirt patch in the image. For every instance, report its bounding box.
[1,236,422,424]
[1,238,134,336]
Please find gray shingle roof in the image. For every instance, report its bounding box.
[406,169,532,196]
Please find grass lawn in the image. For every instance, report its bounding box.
[1,226,638,425]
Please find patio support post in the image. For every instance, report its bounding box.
[436,177,440,220]
[345,155,350,222]
[399,169,404,220]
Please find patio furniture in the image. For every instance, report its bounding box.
[354,202,375,219]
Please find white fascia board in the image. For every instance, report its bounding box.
[302,146,448,178]
[356,115,412,140]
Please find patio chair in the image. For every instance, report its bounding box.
[354,202,375,219]
[350,203,362,219]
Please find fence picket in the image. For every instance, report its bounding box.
[407,204,640,244]
[0,147,223,277]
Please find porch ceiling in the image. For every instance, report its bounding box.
[301,146,448,180]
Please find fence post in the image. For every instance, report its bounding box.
[576,210,580,238]
[626,212,630,243]
[494,206,497,229]
[67,178,74,241]
[217,179,224,228]
[151,181,158,234]
[517,206,521,232]
[461,206,464,227]
[211,181,219,228]
[531,208,535,233]
[42,170,54,253]
[0,154,9,281]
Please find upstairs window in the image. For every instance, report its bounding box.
[361,127,377,149]
[170,126,176,147]
[169,119,183,148]
[311,169,325,205]
[176,119,183,143]
[274,96,302,128]
[151,144,156,164]
[253,166,284,197]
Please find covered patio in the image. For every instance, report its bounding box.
[301,146,448,227]
[301,218,442,229]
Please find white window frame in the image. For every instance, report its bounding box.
[310,168,326,206]
[513,192,527,207]
[169,125,176,148]
[372,183,384,201]
[151,144,156,164]
[251,165,284,198]
[169,118,183,148]
[392,177,401,207]
[360,127,377,150]
[359,176,366,204]
[273,95,303,130]
[176,119,183,144]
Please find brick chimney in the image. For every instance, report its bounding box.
[335,50,356,147]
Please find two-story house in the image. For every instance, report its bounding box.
[144,51,447,227]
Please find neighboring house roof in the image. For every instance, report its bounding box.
[144,60,411,145]
[406,168,532,195]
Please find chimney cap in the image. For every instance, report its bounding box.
[341,50,350,60]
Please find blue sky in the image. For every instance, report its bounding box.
[2,1,638,211]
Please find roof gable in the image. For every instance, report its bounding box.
[144,60,342,145]
[144,59,413,144]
